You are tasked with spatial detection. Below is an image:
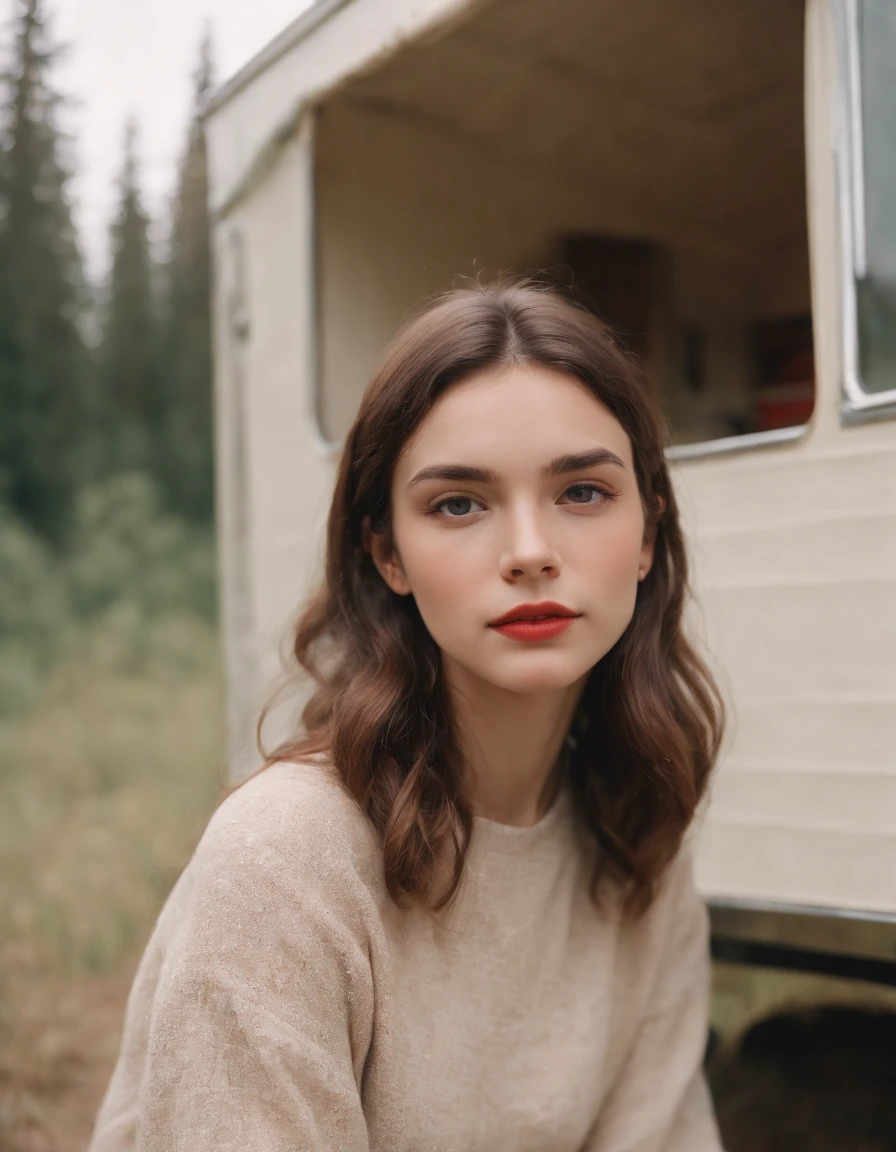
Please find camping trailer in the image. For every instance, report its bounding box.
[204,0,896,1013]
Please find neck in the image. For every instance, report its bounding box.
[443,658,586,826]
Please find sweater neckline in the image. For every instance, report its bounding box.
[470,786,572,854]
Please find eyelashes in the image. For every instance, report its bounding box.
[560,483,611,507]
[428,483,617,519]
[432,496,485,518]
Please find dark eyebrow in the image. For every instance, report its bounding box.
[407,449,626,489]
[407,464,499,488]
[543,449,627,476]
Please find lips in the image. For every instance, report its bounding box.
[488,601,580,643]
[489,601,579,627]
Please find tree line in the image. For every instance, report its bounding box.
[0,0,215,550]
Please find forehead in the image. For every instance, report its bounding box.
[396,363,635,478]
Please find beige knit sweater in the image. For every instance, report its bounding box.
[88,760,722,1152]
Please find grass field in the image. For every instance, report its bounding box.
[0,612,225,1152]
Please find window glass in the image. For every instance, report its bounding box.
[856,0,896,394]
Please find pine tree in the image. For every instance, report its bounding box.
[0,0,88,543]
[161,27,214,523]
[98,119,160,477]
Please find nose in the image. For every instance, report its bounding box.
[498,503,562,582]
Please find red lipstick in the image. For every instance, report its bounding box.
[489,601,580,643]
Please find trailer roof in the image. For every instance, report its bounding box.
[208,0,350,117]
[204,0,475,213]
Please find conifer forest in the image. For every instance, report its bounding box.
[0,1,226,1145]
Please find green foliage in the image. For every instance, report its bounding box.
[0,504,70,711]
[0,471,217,718]
[0,0,89,543]
[160,28,215,523]
[0,501,69,648]
[96,121,162,478]
[67,472,216,622]
[1,5,218,548]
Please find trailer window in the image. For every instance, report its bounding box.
[841,0,896,411]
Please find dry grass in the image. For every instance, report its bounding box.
[0,613,226,1152]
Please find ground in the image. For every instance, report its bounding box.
[1,967,134,1151]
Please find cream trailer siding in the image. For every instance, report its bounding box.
[206,0,896,916]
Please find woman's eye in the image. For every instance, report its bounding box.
[434,496,484,518]
[561,484,605,505]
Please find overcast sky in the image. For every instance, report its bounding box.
[1,0,316,278]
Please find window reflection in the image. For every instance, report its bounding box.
[855,0,896,395]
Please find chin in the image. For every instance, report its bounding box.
[482,655,594,696]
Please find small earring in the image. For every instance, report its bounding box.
[637,569,646,581]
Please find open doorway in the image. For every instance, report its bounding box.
[315,0,811,448]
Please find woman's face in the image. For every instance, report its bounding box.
[372,362,655,696]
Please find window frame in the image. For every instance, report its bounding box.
[833,0,896,423]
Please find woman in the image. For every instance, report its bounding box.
[90,281,725,1151]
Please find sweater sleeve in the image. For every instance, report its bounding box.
[88,769,376,1152]
[583,849,724,1152]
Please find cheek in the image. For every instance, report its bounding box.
[396,526,477,615]
[577,515,645,587]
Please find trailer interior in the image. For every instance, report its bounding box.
[314,0,811,448]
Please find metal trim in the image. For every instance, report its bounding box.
[711,937,896,987]
[302,110,340,457]
[844,0,867,277]
[708,896,896,972]
[831,0,896,418]
[207,0,355,117]
[665,424,809,463]
[841,396,896,424]
[220,224,260,781]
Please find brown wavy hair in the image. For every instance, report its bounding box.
[259,280,724,915]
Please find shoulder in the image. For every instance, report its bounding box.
[652,840,709,964]
[652,836,703,917]
[141,764,380,1074]
[621,837,704,931]
[187,760,384,914]
[613,839,710,1000]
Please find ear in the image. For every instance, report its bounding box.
[637,533,655,583]
[364,516,412,596]
[638,496,665,582]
